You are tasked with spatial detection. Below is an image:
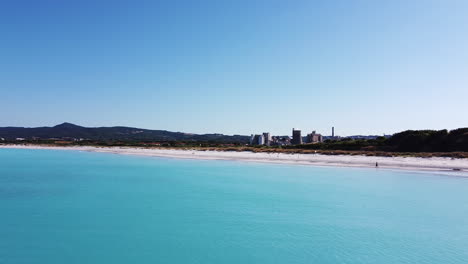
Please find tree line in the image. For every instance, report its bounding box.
[292,128,468,152]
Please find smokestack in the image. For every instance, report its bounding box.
[332,127,334,137]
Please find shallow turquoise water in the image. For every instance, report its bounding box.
[1,149,468,264]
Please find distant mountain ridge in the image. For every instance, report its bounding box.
[0,123,250,143]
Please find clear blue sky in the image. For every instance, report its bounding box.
[1,0,467,136]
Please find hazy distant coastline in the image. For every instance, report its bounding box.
[2,144,467,175]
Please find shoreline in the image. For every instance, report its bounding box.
[2,144,468,175]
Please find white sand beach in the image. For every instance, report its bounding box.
[2,144,468,175]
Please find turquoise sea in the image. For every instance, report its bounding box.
[1,149,468,264]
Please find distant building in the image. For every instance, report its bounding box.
[15,138,25,141]
[263,132,271,146]
[250,134,265,145]
[257,134,265,145]
[271,136,291,146]
[326,127,340,140]
[323,136,341,141]
[250,134,255,145]
[291,128,302,145]
[307,131,323,143]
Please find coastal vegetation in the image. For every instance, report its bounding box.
[292,128,468,153]
[1,125,468,158]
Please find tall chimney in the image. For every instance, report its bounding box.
[332,127,334,137]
